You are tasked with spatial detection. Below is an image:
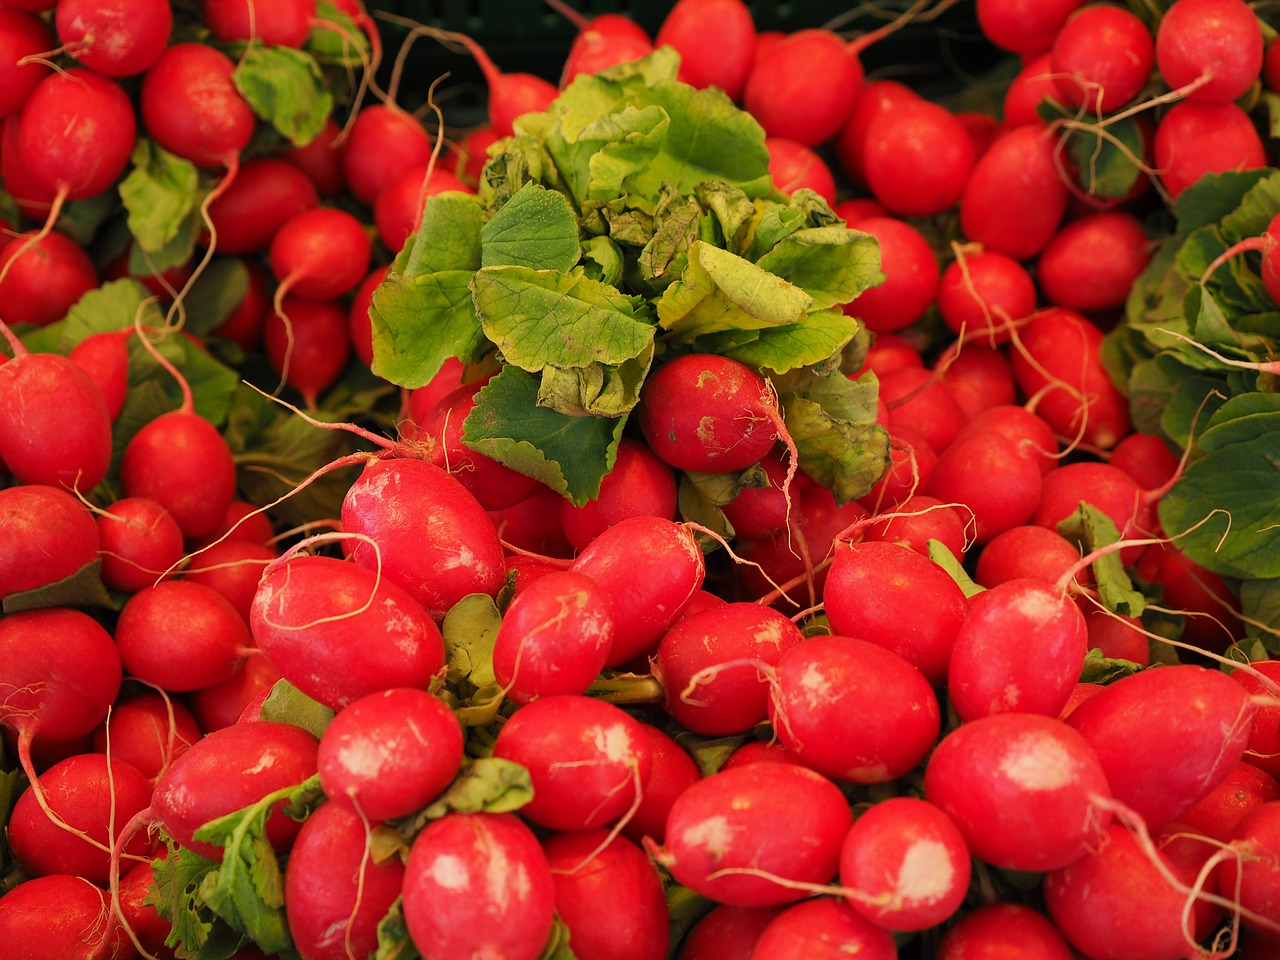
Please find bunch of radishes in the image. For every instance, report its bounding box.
[4,0,1280,958]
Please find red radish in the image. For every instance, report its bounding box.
[181,539,276,624]
[1230,661,1280,779]
[1010,307,1132,449]
[348,263,387,369]
[655,0,756,101]
[1136,541,1244,651]
[543,830,669,960]
[926,429,1044,544]
[953,402,1060,476]
[960,124,1069,260]
[284,801,407,960]
[559,13,654,87]
[823,539,968,686]
[1082,606,1150,665]
[492,570,616,704]
[339,104,433,206]
[0,335,112,491]
[720,450,801,542]
[864,424,937,508]
[833,79,920,186]
[560,437,676,550]
[862,493,971,561]
[191,498,277,550]
[863,99,976,217]
[834,197,886,224]
[1002,51,1056,128]
[1156,0,1264,103]
[843,217,940,333]
[1,113,53,218]
[1153,99,1266,199]
[859,330,923,379]
[743,29,863,146]
[678,905,784,960]
[1218,803,1280,939]
[262,294,351,408]
[570,514,705,666]
[103,241,194,304]
[1068,665,1257,830]
[140,43,255,170]
[402,812,556,960]
[1031,460,1144,538]
[1037,211,1152,313]
[1110,431,1180,491]
[317,687,463,821]
[0,874,134,959]
[924,712,1113,872]
[203,0,315,48]
[937,247,1035,345]
[341,456,507,619]
[749,897,897,960]
[490,485,575,559]
[455,124,501,185]
[116,580,250,692]
[373,162,473,252]
[268,206,372,301]
[0,228,98,328]
[7,753,152,884]
[56,0,172,76]
[975,524,1087,589]
[637,353,779,473]
[937,901,1075,959]
[92,692,201,782]
[1180,761,1280,843]
[204,156,320,254]
[280,116,346,197]
[491,694,652,831]
[117,856,176,957]
[249,552,448,710]
[934,342,1018,418]
[0,485,99,598]
[655,761,852,907]
[621,724,701,847]
[976,0,1087,55]
[1051,4,1155,113]
[765,136,836,203]
[838,796,971,932]
[403,356,468,431]
[16,67,136,201]
[879,366,964,454]
[187,654,282,733]
[768,633,940,783]
[653,601,804,736]
[69,329,130,421]
[212,259,271,351]
[448,31,559,138]
[96,496,186,593]
[0,9,51,118]
[149,719,319,860]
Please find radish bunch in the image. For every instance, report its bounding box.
[4,1,1280,959]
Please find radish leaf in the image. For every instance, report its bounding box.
[233,43,332,148]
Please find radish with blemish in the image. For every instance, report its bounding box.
[0,874,134,959]
[1156,0,1264,103]
[55,0,172,77]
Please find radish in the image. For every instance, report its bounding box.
[0,485,100,598]
[655,0,756,101]
[1050,4,1155,114]
[1179,761,1280,844]
[1156,0,1264,103]
[924,711,1114,872]
[748,896,897,960]
[937,247,1035,345]
[678,904,784,958]
[339,104,433,206]
[1135,541,1244,652]
[181,539,277,624]
[832,79,919,186]
[0,227,98,329]
[838,796,971,932]
[1110,430,1180,491]
[373,161,473,252]
[1037,211,1152,313]
[445,31,559,138]
[558,10,653,87]
[843,217,940,333]
[401,812,556,960]
[1067,664,1257,830]
[823,539,968,686]
[284,801,407,960]
[862,99,976,217]
[1219,801,1280,938]
[55,0,172,77]
[1002,51,1056,128]
[117,856,176,957]
[861,493,971,561]
[620,723,701,847]
[1153,99,1266,200]
[341,456,507,619]
[268,206,372,302]
[149,719,319,861]
[280,115,346,197]
[768,633,941,783]
[317,686,463,822]
[7,753,152,885]
[654,761,852,907]
[976,0,1087,55]
[249,552,448,710]
[188,655,282,733]
[69,329,130,421]
[262,294,351,408]
[1030,461,1145,541]
[742,29,864,147]
[542,830,669,960]
[653,601,805,736]
[934,342,1018,418]
[569,514,705,666]
[559,436,677,550]
[96,497,186,594]
[204,156,320,255]
[140,42,254,171]
[925,428,1045,544]
[960,124,1069,260]
[766,136,836,203]
[490,693,652,831]
[0,335,112,491]
[91,692,201,783]
[1083,606,1150,665]
[491,569,616,704]
[974,524,1089,590]
[952,403,1060,476]
[0,9,51,118]
[1231,661,1280,780]
[879,366,965,455]
[937,901,1075,959]
[204,0,315,48]
[348,263,387,369]
[212,259,271,351]
[0,874,134,959]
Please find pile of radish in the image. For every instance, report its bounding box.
[4,0,1280,957]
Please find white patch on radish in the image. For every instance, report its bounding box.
[482,834,531,907]
[895,838,954,905]
[335,741,383,779]
[680,815,737,861]
[755,620,786,650]
[427,853,471,891]
[999,683,1021,710]
[999,732,1075,791]
[593,724,634,764]
[1008,587,1061,622]
[242,753,278,776]
[798,662,834,708]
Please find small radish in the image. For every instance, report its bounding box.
[0,228,98,328]
[1002,51,1056,127]
[744,897,898,960]
[960,124,1069,260]
[1219,803,1280,940]
[937,247,1035,345]
[843,216,940,333]
[559,436,677,551]
[862,493,971,561]
[766,136,836,203]
[317,687,463,821]
[1037,211,1152,313]
[69,329,130,421]
[655,0,755,101]
[204,0,315,48]
[1153,99,1266,199]
[1178,759,1280,844]
[937,902,1075,959]
[447,31,559,138]
[340,104,433,206]
[557,11,653,87]
[620,723,701,847]
[373,162,473,252]
[974,524,1088,590]
[1,486,100,599]
[1051,4,1155,114]
[976,0,1087,55]
[280,115,346,197]
[268,206,372,302]
[91,692,201,783]
[212,259,271,351]
[204,156,320,254]
[934,344,1018,419]
[181,539,277,624]
[348,263,387,369]
[140,42,255,171]
[262,294,351,409]
[862,99,976,217]
[879,366,965,454]
[926,429,1044,544]
[249,552,448,710]
[952,403,1060,476]
[0,9,51,118]
[95,496,186,593]
[188,654,282,733]
[742,29,863,146]
[0,874,134,959]
[55,0,172,77]
[833,79,920,186]
[1156,0,1264,103]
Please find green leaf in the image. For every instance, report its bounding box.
[634,194,701,292]
[1241,578,1280,640]
[927,540,985,598]
[1175,169,1274,233]
[307,0,371,67]
[773,366,880,425]
[463,366,626,506]
[1057,502,1146,618]
[396,757,533,829]
[371,270,488,389]
[259,680,335,739]
[696,181,759,253]
[232,43,333,147]
[723,308,859,375]
[1079,647,1145,685]
[374,897,423,960]
[657,241,812,344]
[754,225,882,310]
[118,139,201,256]
[580,236,624,286]
[184,259,251,338]
[480,182,580,271]
[538,917,578,960]
[473,267,655,371]
[534,342,653,418]
[779,395,890,504]
[50,279,161,351]
[1062,113,1146,201]
[1220,169,1280,243]
[148,843,245,960]
[2,558,115,615]
[678,471,736,551]
[441,593,503,689]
